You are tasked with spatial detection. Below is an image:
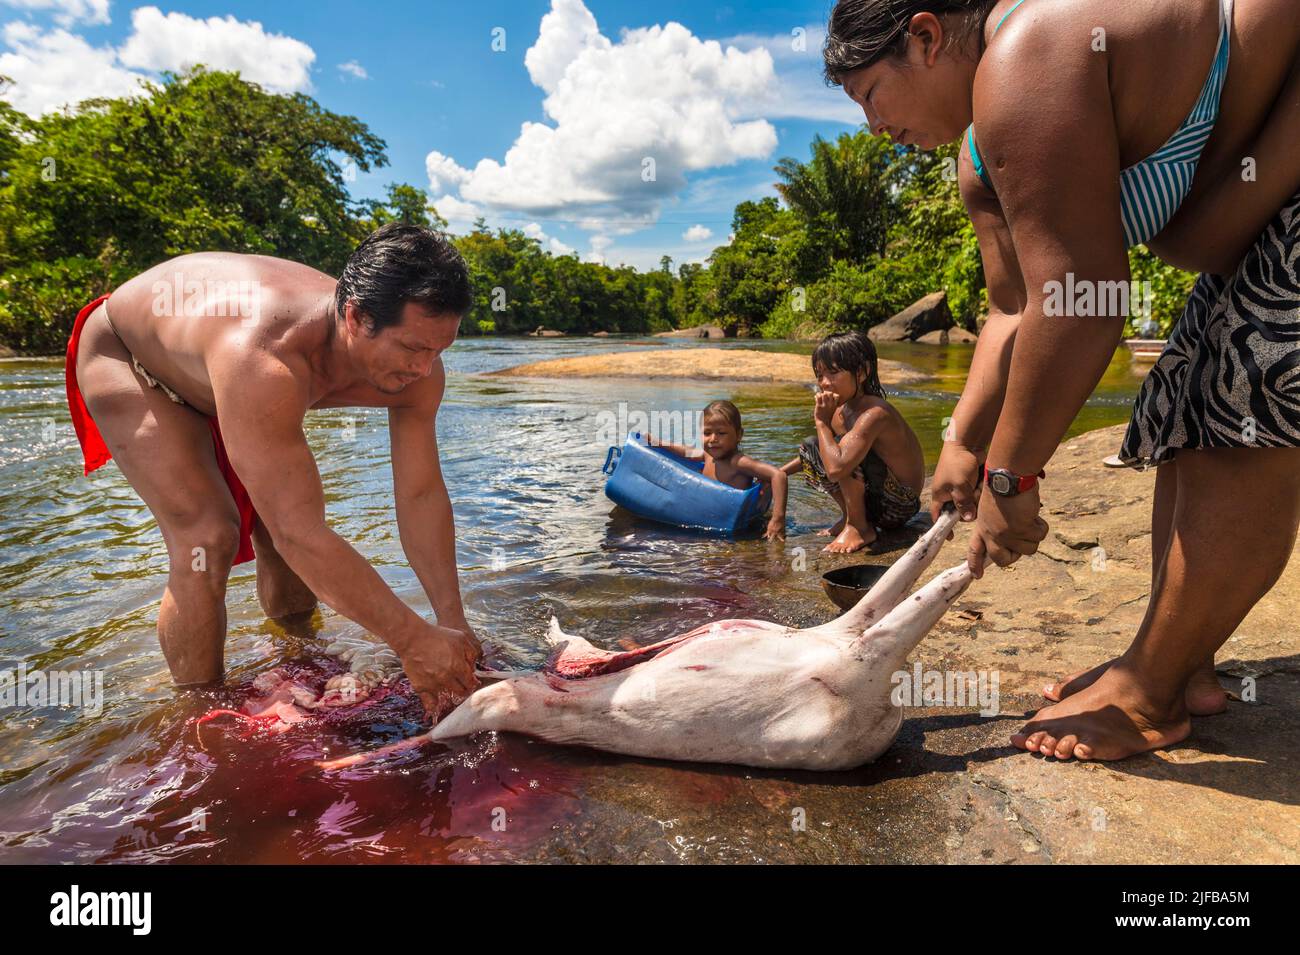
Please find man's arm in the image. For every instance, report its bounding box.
[388,359,471,632]
[211,351,477,704]
[213,355,429,644]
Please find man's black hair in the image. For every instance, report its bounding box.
[812,330,885,397]
[334,223,471,332]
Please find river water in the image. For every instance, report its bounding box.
[0,337,1144,863]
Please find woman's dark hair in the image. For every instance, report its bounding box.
[812,331,885,397]
[823,0,997,86]
[334,223,471,332]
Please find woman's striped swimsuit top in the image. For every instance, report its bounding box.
[967,0,1234,248]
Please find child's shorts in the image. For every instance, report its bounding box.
[798,435,921,530]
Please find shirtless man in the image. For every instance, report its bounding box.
[65,224,481,714]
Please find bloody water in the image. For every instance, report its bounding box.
[0,337,1144,863]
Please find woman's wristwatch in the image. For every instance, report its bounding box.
[982,464,1045,497]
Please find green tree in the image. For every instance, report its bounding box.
[774,130,899,264]
[0,68,392,350]
[363,182,447,229]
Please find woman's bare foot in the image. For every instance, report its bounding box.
[823,523,876,553]
[1044,657,1227,716]
[1012,664,1191,760]
[817,517,846,537]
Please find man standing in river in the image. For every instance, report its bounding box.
[64,224,481,714]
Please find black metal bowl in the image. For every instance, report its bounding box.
[820,563,890,611]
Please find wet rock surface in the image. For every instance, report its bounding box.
[509,425,1298,863]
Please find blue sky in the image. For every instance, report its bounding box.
[0,0,866,270]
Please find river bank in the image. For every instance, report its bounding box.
[484,346,932,387]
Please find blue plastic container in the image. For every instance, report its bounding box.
[602,432,771,534]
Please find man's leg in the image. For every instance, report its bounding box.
[75,305,240,684]
[1043,459,1230,714]
[251,518,318,621]
[1013,445,1300,759]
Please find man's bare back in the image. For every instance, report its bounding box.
[107,252,426,416]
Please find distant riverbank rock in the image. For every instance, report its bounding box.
[592,331,611,337]
[916,326,978,345]
[655,325,726,339]
[485,347,930,386]
[869,291,953,342]
[528,327,565,337]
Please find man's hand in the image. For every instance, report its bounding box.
[395,622,482,720]
[967,483,1048,579]
[764,515,786,541]
[930,442,984,531]
[814,390,837,426]
[438,610,478,645]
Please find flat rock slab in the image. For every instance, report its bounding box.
[485,347,930,387]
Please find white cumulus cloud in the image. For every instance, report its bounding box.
[428,193,483,233]
[723,24,863,125]
[0,7,318,115]
[118,6,316,94]
[682,224,713,242]
[0,21,146,114]
[426,0,778,237]
[425,150,470,194]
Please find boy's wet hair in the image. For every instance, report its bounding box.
[812,331,885,397]
[702,400,743,435]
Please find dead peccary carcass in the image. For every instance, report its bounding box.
[323,507,973,772]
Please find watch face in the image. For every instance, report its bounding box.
[990,472,1013,495]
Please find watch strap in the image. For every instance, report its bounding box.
[982,465,1046,493]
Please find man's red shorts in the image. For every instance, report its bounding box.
[64,295,258,565]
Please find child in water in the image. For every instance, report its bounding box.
[781,331,925,553]
[649,400,789,540]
